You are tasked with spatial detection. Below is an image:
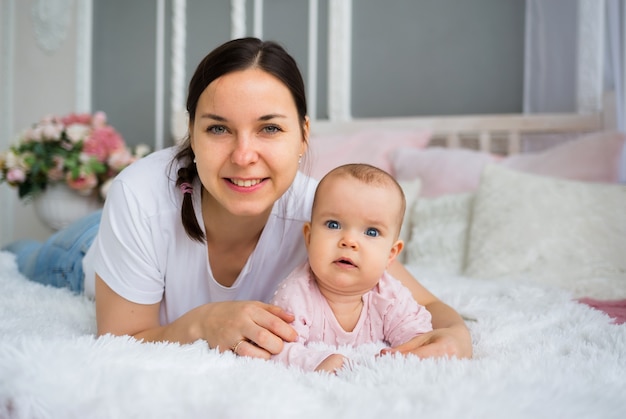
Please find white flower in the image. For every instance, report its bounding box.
[99,178,114,200]
[65,124,91,143]
[4,150,19,169]
[78,152,93,164]
[24,127,43,143]
[41,123,63,140]
[107,149,133,171]
[134,144,151,158]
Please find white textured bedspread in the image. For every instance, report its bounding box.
[0,251,624,419]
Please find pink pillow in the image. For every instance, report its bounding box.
[391,147,502,197]
[501,131,626,183]
[306,129,431,180]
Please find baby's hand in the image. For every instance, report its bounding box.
[314,354,346,373]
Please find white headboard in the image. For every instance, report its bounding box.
[169,0,610,155]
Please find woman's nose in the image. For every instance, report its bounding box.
[230,134,258,166]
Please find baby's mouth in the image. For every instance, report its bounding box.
[335,258,356,267]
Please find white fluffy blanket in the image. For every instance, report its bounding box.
[1,250,625,419]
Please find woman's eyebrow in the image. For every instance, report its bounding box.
[199,113,227,122]
[259,114,287,121]
[198,113,287,122]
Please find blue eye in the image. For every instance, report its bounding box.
[208,125,227,135]
[325,220,340,230]
[263,125,282,134]
[365,228,379,237]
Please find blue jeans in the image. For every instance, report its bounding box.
[3,210,102,294]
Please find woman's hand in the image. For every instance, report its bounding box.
[195,300,298,359]
[96,275,297,359]
[386,261,473,359]
[380,324,473,359]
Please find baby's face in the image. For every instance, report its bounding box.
[304,176,403,297]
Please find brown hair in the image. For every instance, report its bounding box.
[173,38,308,242]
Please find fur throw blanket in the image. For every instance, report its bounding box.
[0,251,624,419]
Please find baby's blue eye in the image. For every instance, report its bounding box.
[325,220,340,230]
[365,228,379,237]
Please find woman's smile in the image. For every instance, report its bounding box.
[228,178,265,188]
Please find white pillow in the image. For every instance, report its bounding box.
[397,178,422,264]
[464,165,626,298]
[404,193,474,274]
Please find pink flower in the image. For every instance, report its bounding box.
[82,126,125,162]
[61,113,92,126]
[65,171,98,195]
[6,167,26,183]
[92,111,107,128]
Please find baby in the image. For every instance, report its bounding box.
[271,163,432,373]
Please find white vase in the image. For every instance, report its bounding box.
[33,183,103,230]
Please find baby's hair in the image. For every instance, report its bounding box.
[313,163,406,234]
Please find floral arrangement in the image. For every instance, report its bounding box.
[0,111,149,201]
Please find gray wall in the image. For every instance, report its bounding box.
[92,0,158,147]
[92,0,524,148]
[351,0,524,117]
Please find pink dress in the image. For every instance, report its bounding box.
[271,262,433,371]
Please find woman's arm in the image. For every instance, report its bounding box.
[385,260,473,359]
[95,275,297,359]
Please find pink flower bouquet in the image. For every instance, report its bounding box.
[0,111,149,200]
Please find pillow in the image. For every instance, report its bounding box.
[464,165,626,298]
[307,129,431,180]
[501,130,626,183]
[404,193,474,274]
[390,131,626,199]
[397,178,422,264]
[391,147,502,197]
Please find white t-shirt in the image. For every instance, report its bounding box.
[83,147,317,325]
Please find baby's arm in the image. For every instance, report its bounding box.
[381,274,434,349]
[314,353,346,373]
[274,340,343,372]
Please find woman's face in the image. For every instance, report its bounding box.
[190,68,308,218]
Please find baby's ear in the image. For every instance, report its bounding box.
[387,240,404,267]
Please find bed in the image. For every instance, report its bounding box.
[1,114,625,419]
[2,3,626,418]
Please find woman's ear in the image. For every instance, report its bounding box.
[301,116,310,155]
[188,121,195,154]
[302,222,312,251]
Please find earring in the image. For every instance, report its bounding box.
[298,154,302,165]
[193,157,197,164]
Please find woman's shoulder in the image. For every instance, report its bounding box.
[107,146,182,210]
[118,147,179,178]
[275,172,318,220]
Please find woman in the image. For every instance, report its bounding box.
[6,38,471,360]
